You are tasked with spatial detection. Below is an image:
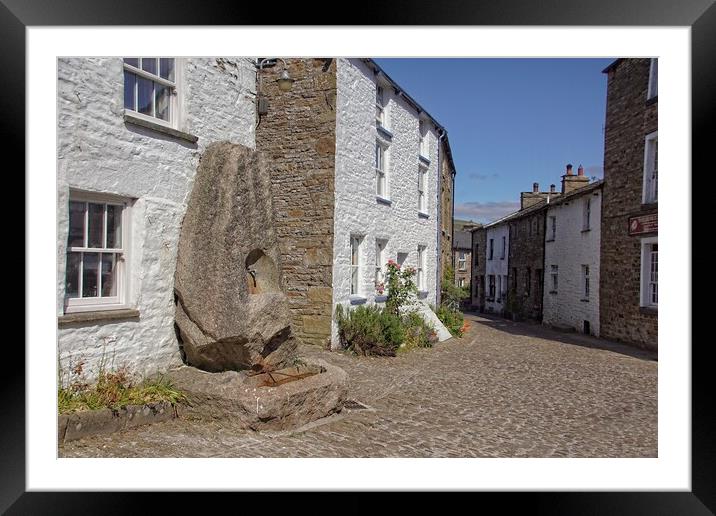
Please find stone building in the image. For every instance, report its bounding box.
[470,225,487,312]
[57,58,257,380]
[58,57,457,379]
[453,219,480,290]
[542,179,603,335]
[439,138,457,303]
[482,216,511,314]
[599,58,658,349]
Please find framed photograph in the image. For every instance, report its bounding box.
[8,0,711,512]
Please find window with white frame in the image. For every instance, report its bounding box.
[375,141,388,198]
[548,216,556,241]
[501,236,506,260]
[641,239,658,307]
[489,238,494,260]
[550,265,558,292]
[375,239,387,287]
[458,251,467,271]
[65,194,129,312]
[488,275,496,299]
[582,264,590,299]
[350,235,363,296]
[647,58,658,100]
[643,132,658,204]
[376,85,387,128]
[124,58,177,126]
[583,197,591,230]
[419,120,429,158]
[418,164,428,213]
[458,278,465,288]
[417,245,426,290]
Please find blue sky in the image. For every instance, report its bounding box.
[373,58,614,224]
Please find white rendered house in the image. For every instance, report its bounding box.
[331,58,449,345]
[542,181,603,335]
[484,219,510,314]
[57,57,257,380]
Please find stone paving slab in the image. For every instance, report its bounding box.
[59,313,657,458]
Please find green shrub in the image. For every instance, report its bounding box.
[440,265,470,311]
[400,312,439,352]
[335,304,405,356]
[434,304,465,338]
[385,260,418,316]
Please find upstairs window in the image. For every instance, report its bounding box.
[647,58,658,100]
[473,244,479,268]
[375,141,388,198]
[583,198,591,230]
[419,120,429,158]
[458,251,466,271]
[418,164,428,213]
[548,216,557,241]
[376,85,387,128]
[643,131,658,204]
[124,58,176,126]
[501,236,506,260]
[489,238,494,260]
[65,193,130,313]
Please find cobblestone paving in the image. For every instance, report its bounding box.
[59,313,657,458]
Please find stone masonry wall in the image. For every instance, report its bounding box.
[508,208,547,321]
[439,140,455,294]
[600,58,658,349]
[57,58,256,381]
[255,58,337,348]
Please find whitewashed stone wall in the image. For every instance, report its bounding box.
[542,187,602,335]
[331,58,439,346]
[485,223,510,314]
[57,57,256,382]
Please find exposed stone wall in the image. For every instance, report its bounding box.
[470,228,487,310]
[600,58,658,349]
[332,58,439,346]
[255,58,337,348]
[439,140,455,292]
[543,186,602,335]
[57,57,256,381]
[508,209,547,321]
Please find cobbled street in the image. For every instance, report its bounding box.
[59,313,657,458]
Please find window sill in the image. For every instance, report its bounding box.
[58,308,140,327]
[546,238,555,243]
[124,113,198,144]
[640,201,658,210]
[418,211,430,219]
[580,298,590,303]
[419,154,431,165]
[549,291,558,295]
[377,125,393,140]
[581,228,591,233]
[349,295,367,305]
[639,306,658,315]
[376,196,393,206]
[646,95,658,106]
[374,295,387,303]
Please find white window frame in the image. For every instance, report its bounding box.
[647,58,658,100]
[582,264,590,299]
[417,245,426,291]
[419,120,429,158]
[123,57,180,129]
[64,191,132,314]
[418,163,428,214]
[375,83,389,130]
[583,198,591,230]
[457,251,467,271]
[350,235,363,297]
[550,265,558,293]
[376,141,389,199]
[642,131,658,204]
[640,237,658,307]
[375,238,387,287]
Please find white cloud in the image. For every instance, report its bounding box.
[454,201,520,224]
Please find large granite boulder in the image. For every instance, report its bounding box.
[174,142,297,372]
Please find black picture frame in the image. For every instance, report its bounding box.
[6,0,710,512]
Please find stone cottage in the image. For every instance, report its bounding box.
[482,215,511,314]
[57,57,457,380]
[599,58,658,349]
[453,219,480,292]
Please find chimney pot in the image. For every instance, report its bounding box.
[550,184,556,193]
[566,164,573,175]
[533,182,539,193]
[577,164,584,176]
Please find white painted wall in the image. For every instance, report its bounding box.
[542,187,602,335]
[485,223,510,314]
[331,58,440,346]
[57,57,256,382]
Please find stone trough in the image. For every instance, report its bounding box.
[171,142,347,431]
[167,359,348,431]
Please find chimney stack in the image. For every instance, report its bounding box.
[533,182,539,193]
[561,162,589,195]
[550,184,556,193]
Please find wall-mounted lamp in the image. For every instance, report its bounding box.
[257,58,295,116]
